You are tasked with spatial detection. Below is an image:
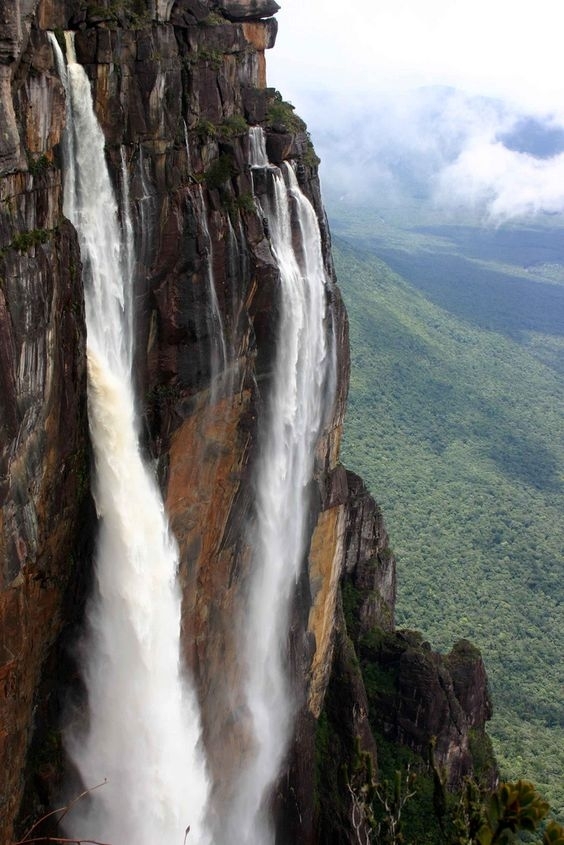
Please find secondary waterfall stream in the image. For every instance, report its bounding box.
[224,128,334,844]
[195,185,228,400]
[50,34,210,845]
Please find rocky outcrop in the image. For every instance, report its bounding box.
[0,0,495,841]
[313,616,378,845]
[445,638,494,730]
[343,471,396,634]
[356,629,494,788]
[215,0,280,21]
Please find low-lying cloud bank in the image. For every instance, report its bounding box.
[298,86,564,221]
[436,141,564,221]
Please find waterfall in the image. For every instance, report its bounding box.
[249,125,270,168]
[194,185,228,398]
[227,215,249,345]
[49,34,210,845]
[119,147,135,370]
[226,128,334,843]
[137,145,156,266]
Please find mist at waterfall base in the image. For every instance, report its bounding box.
[217,129,334,844]
[50,35,210,845]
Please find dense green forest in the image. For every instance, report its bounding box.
[330,207,564,820]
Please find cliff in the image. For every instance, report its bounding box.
[0,1,494,842]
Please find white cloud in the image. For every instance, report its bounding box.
[267,0,564,220]
[288,85,564,220]
[436,142,564,220]
[270,0,564,118]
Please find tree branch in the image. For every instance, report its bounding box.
[15,780,109,845]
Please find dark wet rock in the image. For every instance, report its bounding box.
[215,0,280,22]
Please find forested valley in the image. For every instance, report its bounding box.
[331,206,564,821]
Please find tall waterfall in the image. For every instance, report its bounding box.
[49,34,210,845]
[226,127,333,843]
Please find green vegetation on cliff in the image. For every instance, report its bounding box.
[331,212,564,821]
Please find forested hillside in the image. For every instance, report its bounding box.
[331,211,564,820]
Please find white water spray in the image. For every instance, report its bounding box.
[226,128,333,843]
[50,34,210,845]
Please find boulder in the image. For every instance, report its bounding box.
[214,0,280,21]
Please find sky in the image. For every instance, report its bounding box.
[266,0,564,219]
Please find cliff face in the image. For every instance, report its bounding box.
[0,1,493,842]
[0,3,91,833]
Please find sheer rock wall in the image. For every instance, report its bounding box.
[0,1,493,841]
